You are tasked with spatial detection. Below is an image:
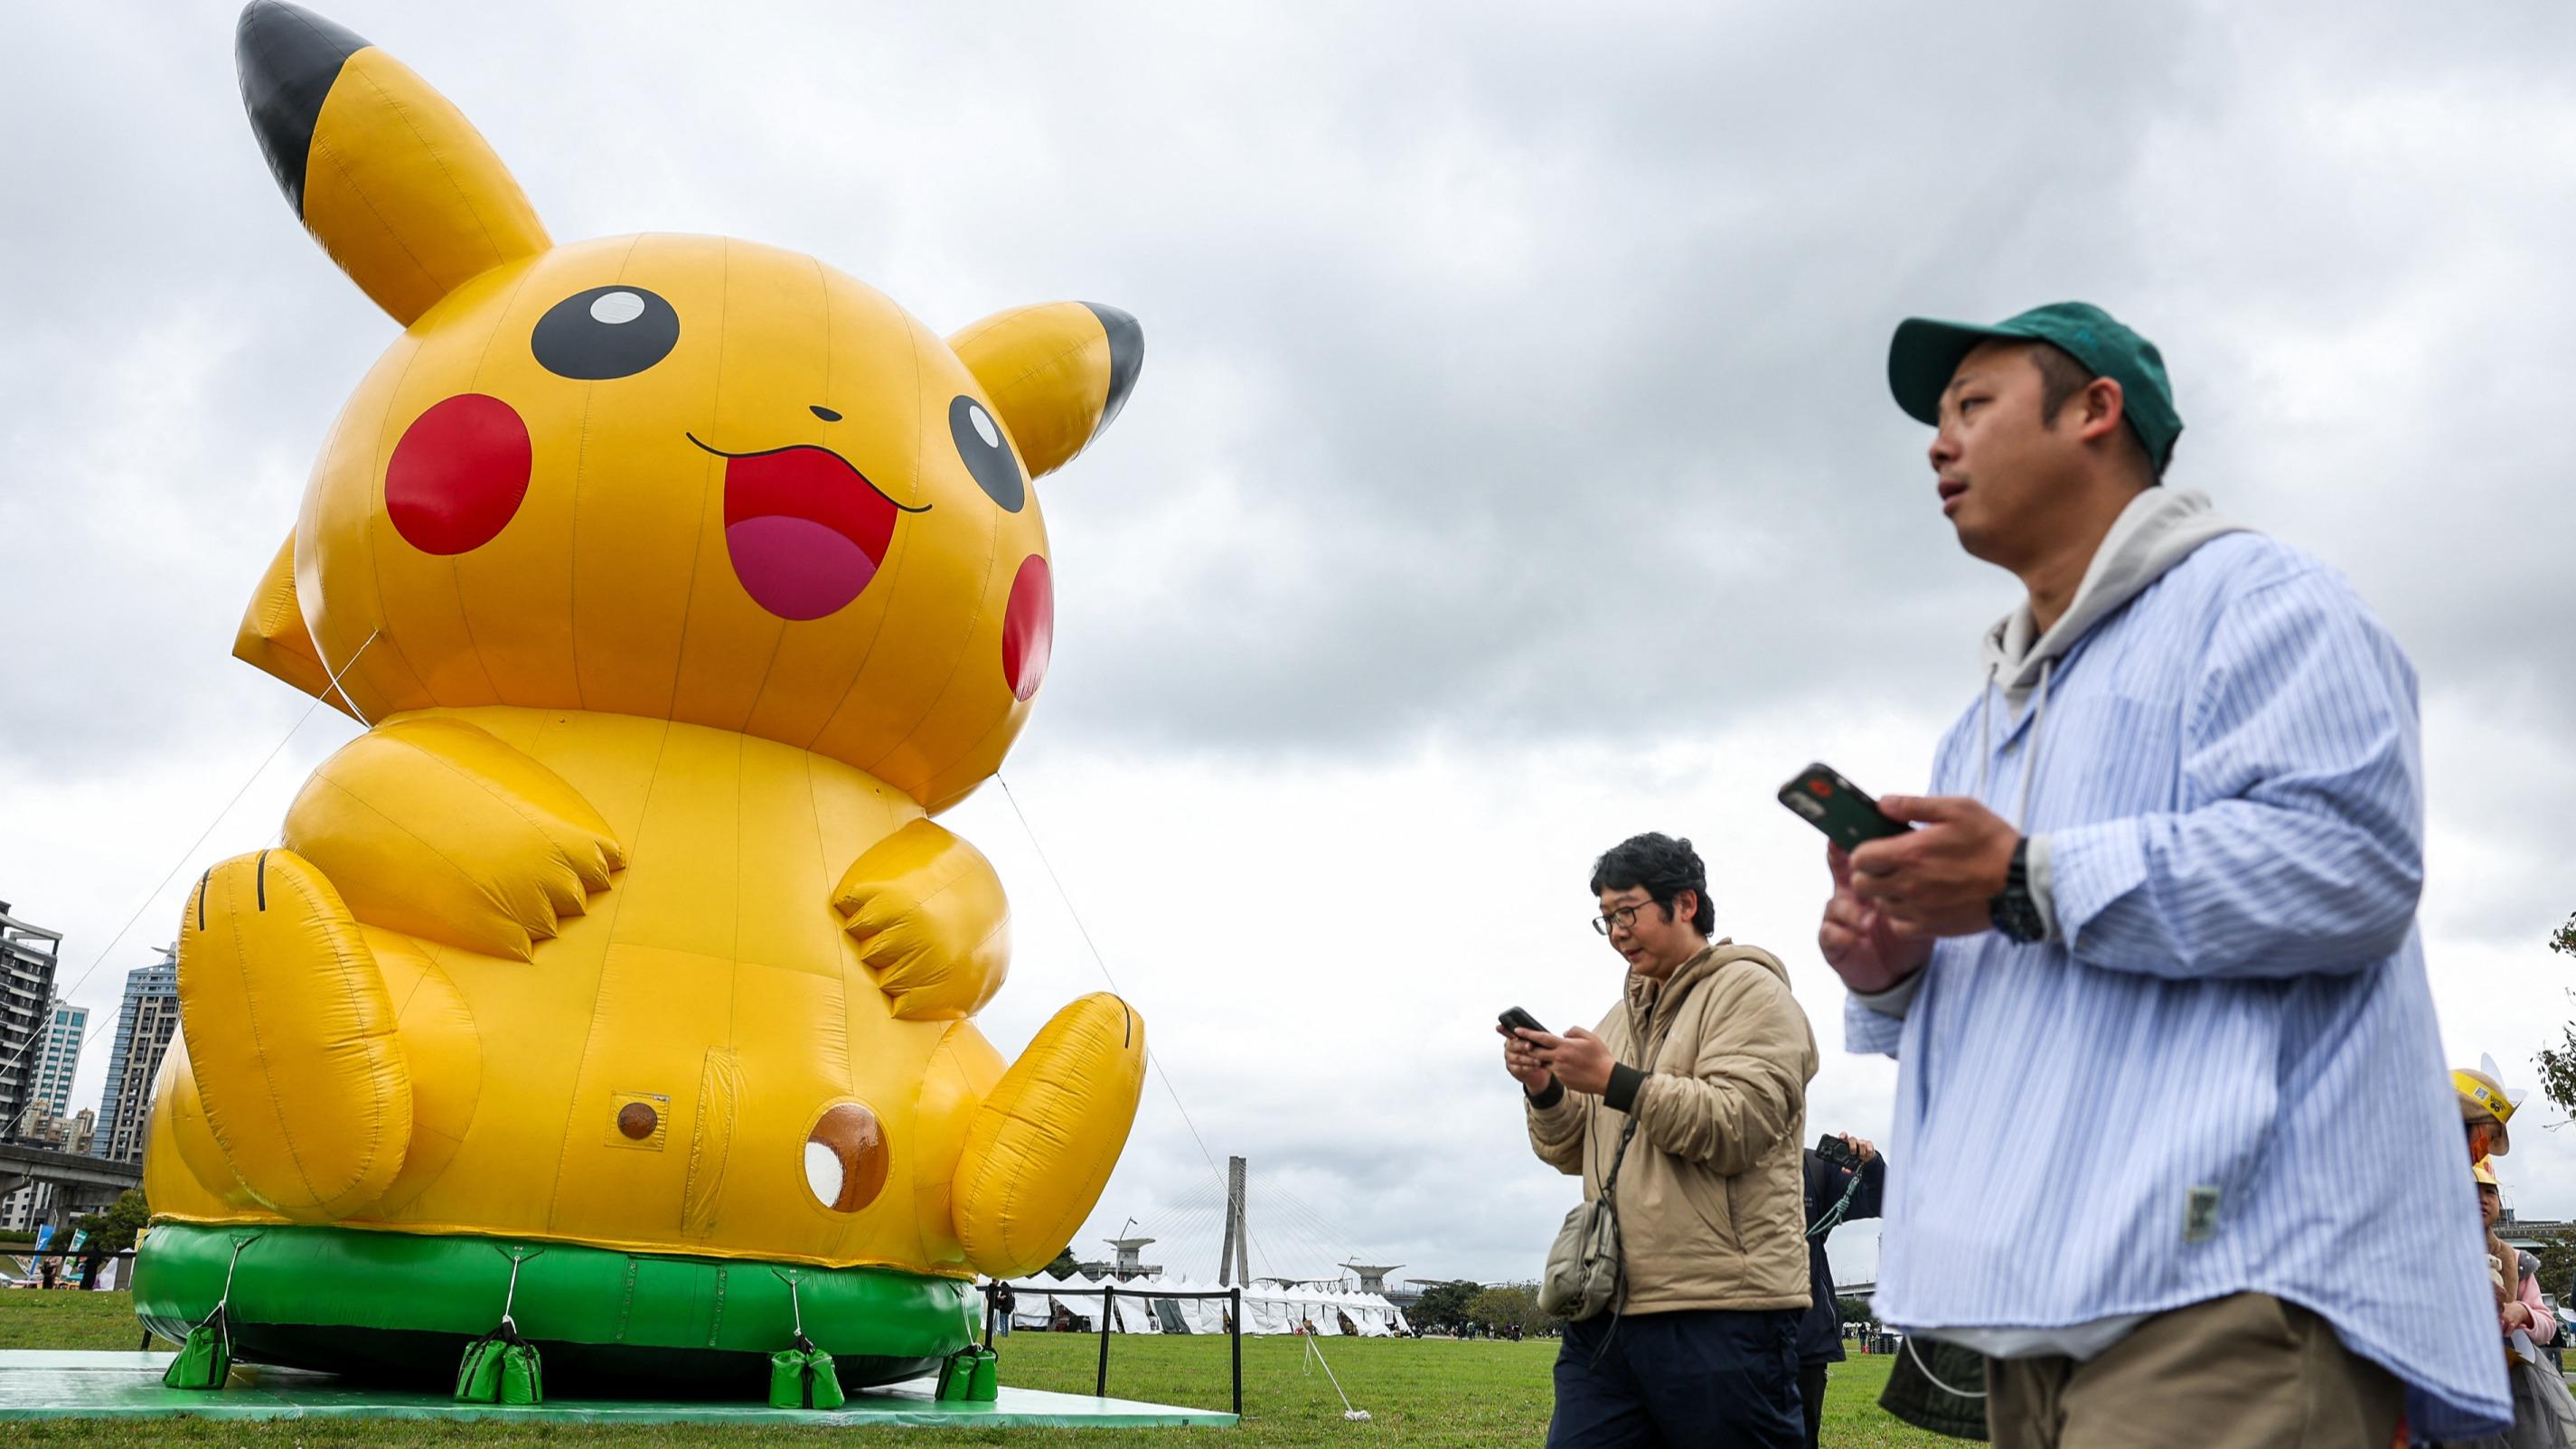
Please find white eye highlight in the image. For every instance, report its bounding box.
[969,404,1000,449]
[589,290,647,325]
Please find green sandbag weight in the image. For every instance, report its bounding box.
[966,1344,999,1402]
[162,1316,230,1390]
[163,1232,259,1391]
[766,1268,843,1411]
[767,1349,805,1409]
[459,1244,545,1405]
[501,1340,544,1405]
[456,1336,505,1403]
[804,1348,844,1410]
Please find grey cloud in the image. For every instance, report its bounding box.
[20,2,2565,774]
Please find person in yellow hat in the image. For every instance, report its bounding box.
[2457,1055,2523,1164]
[2468,1156,2576,1449]
[2471,1159,2518,1315]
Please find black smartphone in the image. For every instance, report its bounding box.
[1816,1133,1860,1170]
[1777,762,1909,850]
[1499,1006,1547,1037]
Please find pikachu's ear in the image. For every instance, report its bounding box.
[234,532,359,720]
[948,303,1143,479]
[236,1,550,325]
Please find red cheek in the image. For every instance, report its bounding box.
[1001,554,1053,702]
[386,394,531,555]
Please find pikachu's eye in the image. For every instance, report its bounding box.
[949,396,1024,512]
[532,286,681,380]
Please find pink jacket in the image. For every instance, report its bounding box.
[2509,1268,2556,1345]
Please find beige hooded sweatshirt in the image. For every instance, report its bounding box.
[1527,940,1819,1314]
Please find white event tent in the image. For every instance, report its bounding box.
[992,1274,1411,1337]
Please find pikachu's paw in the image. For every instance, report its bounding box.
[832,821,1009,1021]
[284,717,624,961]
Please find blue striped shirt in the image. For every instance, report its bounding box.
[1848,532,2508,1437]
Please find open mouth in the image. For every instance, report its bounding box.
[688,434,928,621]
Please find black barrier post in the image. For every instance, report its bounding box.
[1229,1286,1244,1418]
[1096,1284,1114,1397]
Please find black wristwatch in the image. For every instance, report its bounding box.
[1988,836,2047,944]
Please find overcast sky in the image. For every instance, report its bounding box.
[4,2,2572,1291]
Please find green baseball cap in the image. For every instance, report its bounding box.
[1887,301,2183,471]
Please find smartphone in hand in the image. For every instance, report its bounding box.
[1498,1006,1547,1037]
[1777,762,1909,850]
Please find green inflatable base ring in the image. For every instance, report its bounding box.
[135,1223,974,1391]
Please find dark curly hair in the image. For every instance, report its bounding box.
[1589,833,1714,936]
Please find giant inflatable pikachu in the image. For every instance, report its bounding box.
[134,1,1148,1393]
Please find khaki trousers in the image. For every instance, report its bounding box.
[1986,1294,2402,1449]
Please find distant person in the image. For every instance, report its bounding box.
[37,1255,58,1291]
[2455,1057,2521,1166]
[2470,1157,2576,1448]
[1819,302,2503,1444]
[1798,1134,1885,1449]
[991,1283,1015,1340]
[1505,833,1817,1448]
[78,1244,104,1292]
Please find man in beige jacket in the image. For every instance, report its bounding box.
[1504,832,1819,1449]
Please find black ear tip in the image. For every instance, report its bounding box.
[1079,302,1143,438]
[237,0,371,217]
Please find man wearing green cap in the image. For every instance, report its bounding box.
[1812,304,2506,1444]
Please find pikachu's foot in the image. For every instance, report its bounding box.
[952,993,1146,1277]
[178,851,412,1222]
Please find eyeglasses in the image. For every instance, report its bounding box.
[1591,903,1659,936]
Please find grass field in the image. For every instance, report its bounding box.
[0,1291,1956,1447]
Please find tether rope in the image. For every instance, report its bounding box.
[0,632,378,1105]
[993,771,1373,1416]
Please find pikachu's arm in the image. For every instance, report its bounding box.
[283,716,623,961]
[951,994,1148,1278]
[831,821,1010,1020]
